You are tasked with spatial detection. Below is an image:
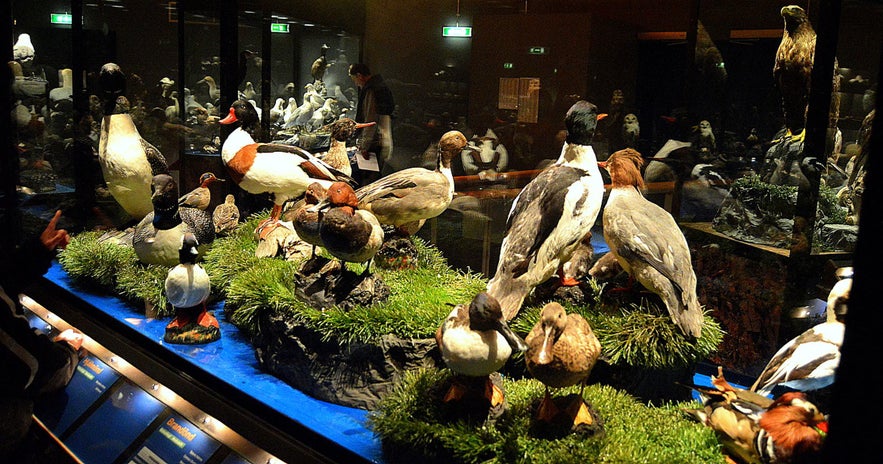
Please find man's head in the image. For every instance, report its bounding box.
[348,63,371,87]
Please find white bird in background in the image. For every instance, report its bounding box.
[248,99,262,122]
[197,76,220,104]
[13,33,35,63]
[269,97,286,124]
[698,119,715,153]
[241,81,256,101]
[622,113,640,148]
[282,97,298,126]
[751,275,851,396]
[307,98,338,131]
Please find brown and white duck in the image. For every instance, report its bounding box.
[315,182,384,274]
[435,292,528,407]
[355,130,467,235]
[212,194,240,235]
[600,148,703,339]
[219,99,355,235]
[318,118,376,177]
[163,233,220,344]
[178,172,223,210]
[525,302,601,426]
[486,101,606,320]
[290,182,327,258]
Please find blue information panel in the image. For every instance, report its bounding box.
[220,452,255,464]
[125,412,222,464]
[35,353,121,435]
[65,381,167,463]
[24,311,58,337]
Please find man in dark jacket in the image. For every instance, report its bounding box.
[1,210,81,458]
[349,63,395,183]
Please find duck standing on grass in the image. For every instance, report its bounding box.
[435,292,528,408]
[98,63,168,221]
[219,99,355,237]
[212,194,240,235]
[179,172,223,210]
[354,130,467,236]
[487,101,606,320]
[164,233,220,344]
[290,182,327,259]
[318,118,376,177]
[525,302,601,428]
[315,182,383,275]
[600,148,704,339]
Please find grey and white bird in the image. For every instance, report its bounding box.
[163,233,220,345]
[600,148,704,339]
[751,275,851,396]
[622,113,640,148]
[486,101,606,320]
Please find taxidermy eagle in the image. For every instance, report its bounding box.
[774,5,816,141]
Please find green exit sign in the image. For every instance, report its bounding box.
[528,46,548,55]
[503,63,513,69]
[270,23,289,33]
[442,26,472,37]
[50,13,72,25]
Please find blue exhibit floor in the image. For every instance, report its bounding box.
[44,262,385,463]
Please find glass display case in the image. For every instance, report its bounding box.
[3,1,881,462]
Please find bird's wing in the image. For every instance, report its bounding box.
[142,138,168,175]
[257,143,356,185]
[354,168,432,203]
[606,196,693,292]
[751,324,842,394]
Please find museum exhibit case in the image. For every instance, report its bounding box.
[2,1,880,463]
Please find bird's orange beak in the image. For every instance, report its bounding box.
[354,122,376,129]
[219,107,237,125]
[598,161,608,169]
[597,113,608,121]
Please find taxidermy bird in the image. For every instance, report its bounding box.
[163,233,220,344]
[269,97,286,124]
[307,98,338,131]
[435,292,528,407]
[600,148,703,339]
[560,232,595,286]
[774,5,816,141]
[315,181,384,275]
[311,43,331,82]
[13,33,35,63]
[317,118,375,177]
[240,81,256,101]
[461,129,509,175]
[486,101,606,320]
[525,302,601,427]
[697,119,715,154]
[355,130,468,236]
[291,182,327,258]
[219,100,354,236]
[750,276,851,396]
[212,194,240,235]
[622,113,640,148]
[133,174,215,266]
[179,172,223,210]
[197,75,220,104]
[684,367,828,464]
[98,63,169,221]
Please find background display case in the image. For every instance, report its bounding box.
[3,1,881,462]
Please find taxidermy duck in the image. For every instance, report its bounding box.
[314,182,384,274]
[600,148,703,339]
[311,44,331,82]
[684,367,828,464]
[435,292,528,407]
[219,99,355,235]
[750,275,851,397]
[525,302,601,427]
[212,194,240,235]
[318,118,375,177]
[486,100,606,320]
[133,174,214,266]
[163,233,220,344]
[98,63,168,221]
[197,75,220,104]
[355,130,468,236]
[560,232,595,286]
[290,182,327,258]
[179,172,223,210]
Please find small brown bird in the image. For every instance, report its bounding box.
[179,172,223,210]
[319,118,376,177]
[212,194,240,235]
[315,182,384,275]
[291,182,327,258]
[525,302,601,426]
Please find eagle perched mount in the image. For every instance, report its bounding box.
[774,5,816,140]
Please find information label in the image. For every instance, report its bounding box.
[126,413,221,464]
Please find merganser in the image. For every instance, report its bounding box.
[219,99,355,233]
[601,148,704,339]
[318,118,376,177]
[750,276,851,396]
[316,182,384,275]
[212,194,240,235]
[486,101,606,320]
[133,174,214,266]
[98,63,168,221]
[435,292,528,407]
[355,130,467,235]
[290,182,327,258]
[163,233,220,344]
[525,302,601,426]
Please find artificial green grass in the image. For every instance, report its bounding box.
[370,368,725,464]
